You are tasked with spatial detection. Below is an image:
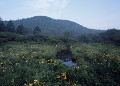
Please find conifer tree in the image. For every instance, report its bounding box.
[33,26,41,34]
[16,24,26,35]
[6,20,15,32]
[0,18,6,32]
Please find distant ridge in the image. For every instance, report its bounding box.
[4,16,103,36]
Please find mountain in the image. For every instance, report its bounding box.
[4,16,103,36]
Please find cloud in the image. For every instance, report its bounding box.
[25,0,70,18]
[25,0,50,10]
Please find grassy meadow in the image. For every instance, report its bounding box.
[1,15,120,86]
[0,41,120,86]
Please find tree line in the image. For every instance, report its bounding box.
[77,28,120,45]
[1,17,120,45]
[0,18,41,35]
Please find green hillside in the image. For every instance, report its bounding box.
[4,16,103,36]
[1,16,120,86]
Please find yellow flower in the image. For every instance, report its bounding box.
[73,83,77,86]
[34,79,39,84]
[62,72,66,77]
[16,63,20,65]
[34,79,38,82]
[3,70,5,72]
[24,83,27,86]
[64,76,67,80]
[57,75,60,78]
[11,79,14,83]
[29,83,33,86]
[32,52,37,54]
[41,61,44,64]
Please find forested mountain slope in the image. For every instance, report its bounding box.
[4,16,103,36]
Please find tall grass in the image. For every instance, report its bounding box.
[0,42,120,86]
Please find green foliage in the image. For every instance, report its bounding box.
[77,34,103,43]
[64,30,73,37]
[0,32,17,43]
[4,16,102,36]
[15,35,27,42]
[77,29,120,45]
[0,17,2,21]
[32,34,48,42]
[16,24,27,35]
[0,42,67,85]
[0,26,120,86]
[33,26,41,34]
[6,21,15,32]
[0,42,120,86]
[78,35,90,43]
[100,28,120,45]
[58,36,77,46]
[0,21,6,32]
[71,43,120,85]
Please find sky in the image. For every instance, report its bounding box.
[0,0,120,30]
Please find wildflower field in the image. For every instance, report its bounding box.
[0,42,120,86]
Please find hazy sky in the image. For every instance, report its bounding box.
[0,0,120,30]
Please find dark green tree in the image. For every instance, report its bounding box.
[100,28,120,45]
[33,26,41,34]
[0,18,6,32]
[16,24,26,35]
[78,35,90,43]
[6,20,15,32]
[0,17,2,21]
[64,30,73,37]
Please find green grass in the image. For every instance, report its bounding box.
[71,43,120,60]
[0,42,120,86]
